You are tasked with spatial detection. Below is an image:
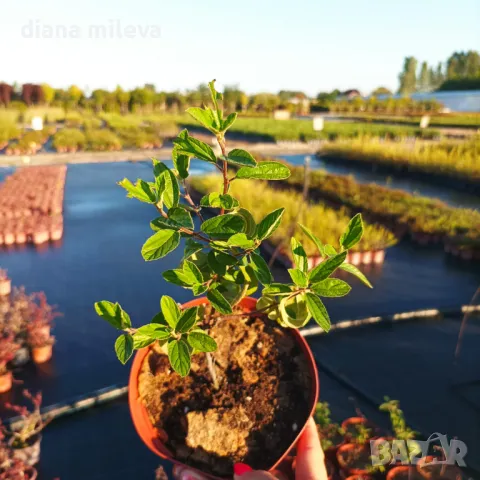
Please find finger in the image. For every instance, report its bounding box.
[234,471,278,480]
[295,417,327,480]
[172,464,210,480]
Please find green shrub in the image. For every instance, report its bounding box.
[86,129,122,151]
[53,128,86,151]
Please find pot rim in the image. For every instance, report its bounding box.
[128,295,319,480]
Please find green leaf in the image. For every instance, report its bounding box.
[151,207,193,231]
[183,260,204,284]
[208,79,222,111]
[94,301,131,329]
[291,237,308,273]
[250,253,273,285]
[168,339,191,377]
[222,112,237,131]
[298,223,326,257]
[227,233,256,249]
[153,161,180,209]
[263,283,292,295]
[160,295,181,329]
[256,208,285,241]
[176,307,198,333]
[163,269,196,287]
[169,207,194,229]
[192,284,208,295]
[200,192,239,210]
[288,268,308,287]
[132,333,155,349]
[172,147,190,179]
[279,294,311,328]
[236,161,290,180]
[324,244,337,256]
[118,178,156,204]
[201,214,245,237]
[226,149,257,167]
[136,324,171,339]
[115,334,134,364]
[309,252,347,283]
[187,331,217,352]
[150,311,168,325]
[236,208,257,237]
[339,263,373,289]
[141,230,180,261]
[305,293,331,332]
[173,130,217,164]
[186,107,218,132]
[340,214,364,250]
[311,278,351,297]
[184,238,204,259]
[207,288,233,314]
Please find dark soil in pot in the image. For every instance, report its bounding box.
[138,304,312,477]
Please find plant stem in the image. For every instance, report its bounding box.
[206,352,220,390]
[217,134,229,214]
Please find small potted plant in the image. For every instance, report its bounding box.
[26,325,54,365]
[314,401,345,461]
[0,270,11,297]
[94,81,372,479]
[26,292,60,363]
[336,423,373,476]
[5,390,49,466]
[0,334,20,393]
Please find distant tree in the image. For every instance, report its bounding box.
[250,93,280,113]
[398,57,418,95]
[446,51,480,79]
[91,89,109,112]
[115,86,131,114]
[21,84,44,105]
[371,87,392,96]
[130,87,155,112]
[0,83,13,106]
[417,61,431,92]
[41,83,55,105]
[68,85,83,108]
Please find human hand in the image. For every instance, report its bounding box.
[173,416,328,480]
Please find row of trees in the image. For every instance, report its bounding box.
[398,50,480,94]
[0,82,312,115]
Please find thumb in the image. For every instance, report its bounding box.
[295,417,327,480]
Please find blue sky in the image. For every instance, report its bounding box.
[1,0,478,96]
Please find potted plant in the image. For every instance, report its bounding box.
[5,390,49,466]
[94,81,372,479]
[0,458,37,480]
[0,270,11,297]
[26,326,54,364]
[314,401,345,461]
[337,420,374,477]
[0,334,20,393]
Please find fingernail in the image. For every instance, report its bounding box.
[234,463,253,476]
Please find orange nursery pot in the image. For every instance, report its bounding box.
[128,296,320,480]
[0,371,13,393]
[32,345,53,364]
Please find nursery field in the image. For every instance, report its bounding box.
[321,137,480,184]
[1,162,480,478]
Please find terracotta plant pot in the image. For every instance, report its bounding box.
[336,443,371,476]
[361,251,372,265]
[32,345,53,364]
[11,435,42,466]
[350,252,362,266]
[0,278,11,296]
[0,370,13,393]
[128,296,319,480]
[387,466,418,480]
[341,417,372,442]
[416,455,461,480]
[373,250,385,264]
